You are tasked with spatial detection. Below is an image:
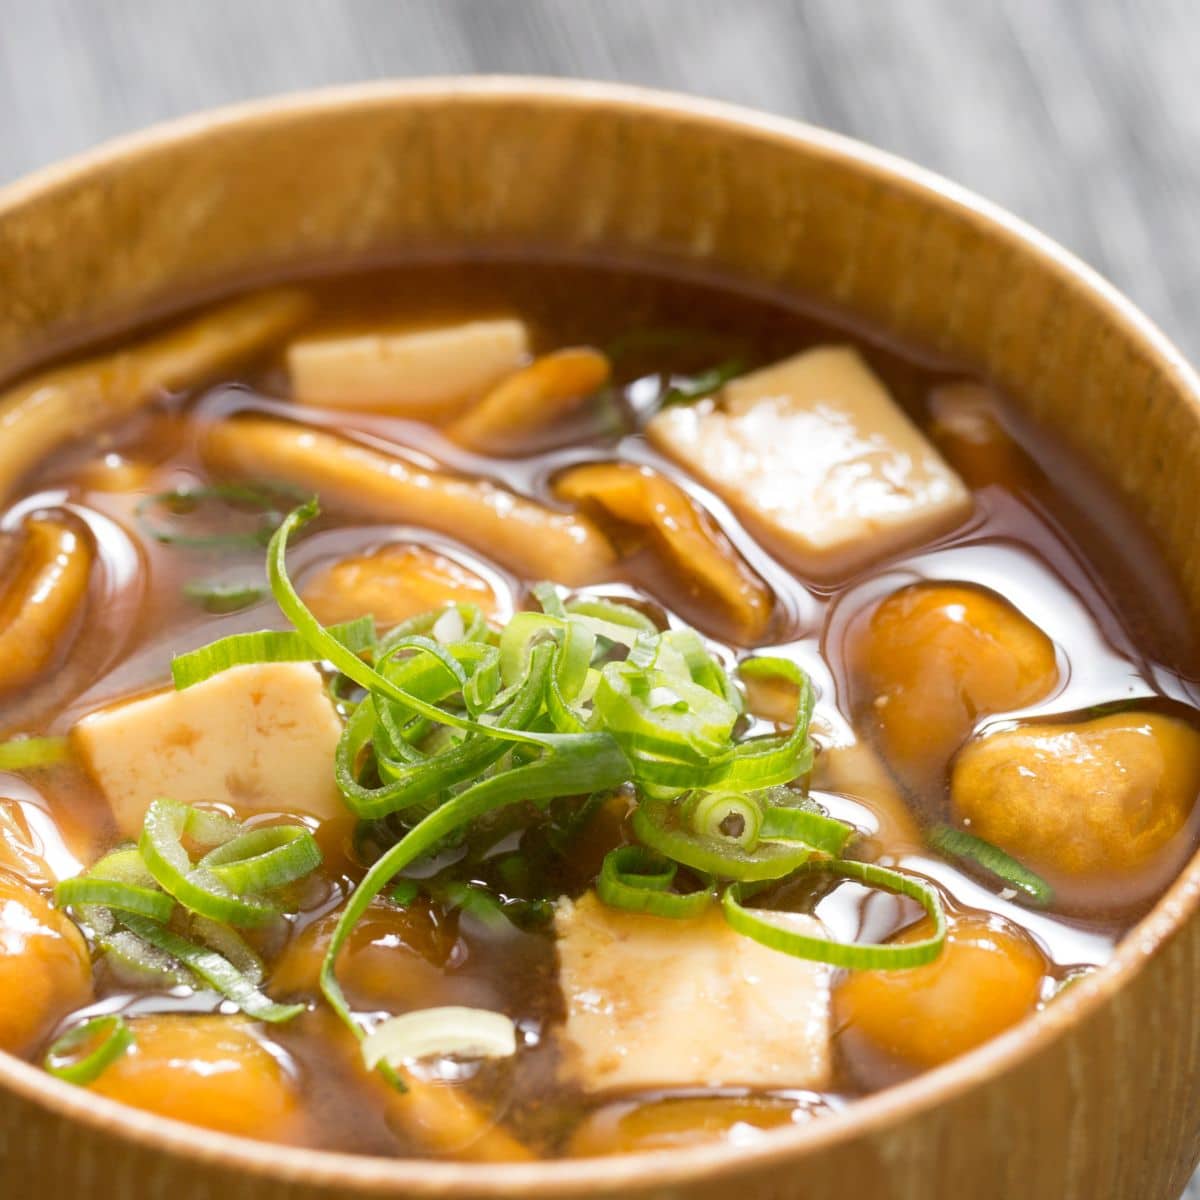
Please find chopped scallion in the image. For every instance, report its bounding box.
[929,824,1053,907]
[170,616,376,689]
[688,790,763,851]
[199,824,323,894]
[758,803,856,857]
[120,913,305,1023]
[362,1007,517,1069]
[722,859,947,969]
[633,796,822,881]
[56,869,175,924]
[139,799,281,927]
[659,357,746,409]
[135,482,306,549]
[183,579,268,614]
[56,802,322,1028]
[597,845,714,919]
[0,736,70,771]
[44,1015,135,1084]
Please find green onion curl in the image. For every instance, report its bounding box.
[135,482,305,549]
[319,731,631,1051]
[182,579,268,614]
[633,796,822,882]
[44,1015,135,1084]
[0,736,71,771]
[56,848,174,923]
[171,616,376,689]
[688,790,763,850]
[722,859,947,969]
[138,799,281,928]
[198,825,323,894]
[929,824,1053,907]
[597,845,714,919]
[120,913,304,1023]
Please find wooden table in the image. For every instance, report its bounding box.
[1,1,1197,1194]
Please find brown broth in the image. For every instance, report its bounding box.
[2,255,1199,1159]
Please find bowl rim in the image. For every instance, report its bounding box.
[3,74,1200,1194]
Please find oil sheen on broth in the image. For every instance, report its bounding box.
[1,257,1198,1161]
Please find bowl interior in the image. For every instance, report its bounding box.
[2,78,1200,1199]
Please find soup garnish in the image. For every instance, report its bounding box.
[0,257,1197,1158]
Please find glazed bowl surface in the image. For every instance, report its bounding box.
[2,77,1200,1200]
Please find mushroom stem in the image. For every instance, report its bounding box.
[202,416,615,586]
[0,518,93,695]
[0,287,312,502]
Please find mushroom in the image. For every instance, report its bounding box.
[0,287,311,503]
[0,517,93,695]
[202,416,615,586]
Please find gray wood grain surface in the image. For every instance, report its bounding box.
[3,0,1199,365]
[1,1,1198,1194]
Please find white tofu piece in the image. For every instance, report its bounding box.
[287,319,530,418]
[555,892,832,1092]
[72,663,345,836]
[647,346,971,579]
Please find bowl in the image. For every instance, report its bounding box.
[2,78,1200,1200]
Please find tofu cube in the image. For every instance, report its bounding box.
[287,319,530,419]
[73,663,345,835]
[647,346,971,579]
[555,892,832,1092]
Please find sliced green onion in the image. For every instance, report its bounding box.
[597,845,714,919]
[633,797,817,882]
[499,612,571,688]
[722,860,947,969]
[362,1007,517,1069]
[171,616,376,689]
[135,482,306,549]
[381,601,491,650]
[183,579,268,614]
[759,803,855,857]
[688,790,763,851]
[430,606,466,645]
[120,913,304,1022]
[654,628,742,711]
[56,878,173,923]
[56,848,174,923]
[268,504,556,751]
[531,582,567,618]
[44,1015,135,1084]
[0,736,70,771]
[56,797,320,1016]
[594,658,739,762]
[333,645,552,820]
[720,657,816,791]
[433,881,513,932]
[660,357,746,409]
[388,879,422,906]
[138,799,280,927]
[189,915,265,984]
[98,928,192,988]
[198,825,322,894]
[929,825,1053,907]
[320,732,631,1047]
[564,597,658,641]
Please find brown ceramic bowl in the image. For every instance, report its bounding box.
[2,78,1200,1200]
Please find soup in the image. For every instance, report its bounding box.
[1,257,1197,1161]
